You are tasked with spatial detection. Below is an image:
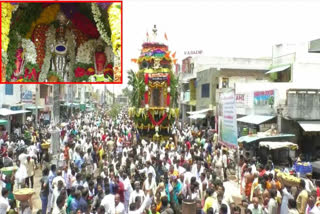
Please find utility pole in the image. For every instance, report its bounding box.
[35,84,39,126]
[113,85,115,104]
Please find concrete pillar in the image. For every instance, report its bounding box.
[51,84,60,156]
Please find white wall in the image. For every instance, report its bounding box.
[0,85,22,107]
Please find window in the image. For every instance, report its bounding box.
[271,69,291,82]
[5,85,13,95]
[201,84,210,98]
[40,85,48,98]
[222,78,229,88]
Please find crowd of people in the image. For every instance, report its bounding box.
[0,108,320,214]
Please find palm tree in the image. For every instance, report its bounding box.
[127,70,145,108]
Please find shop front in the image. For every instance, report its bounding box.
[297,121,320,161]
[0,107,30,134]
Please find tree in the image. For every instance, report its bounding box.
[122,87,131,98]
[127,70,145,107]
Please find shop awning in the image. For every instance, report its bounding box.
[0,119,8,125]
[237,115,276,125]
[266,65,291,74]
[188,113,206,119]
[25,105,44,110]
[0,108,31,116]
[238,133,295,143]
[187,108,213,115]
[259,141,298,150]
[298,121,320,132]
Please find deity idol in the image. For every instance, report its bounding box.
[49,21,70,82]
[89,43,111,82]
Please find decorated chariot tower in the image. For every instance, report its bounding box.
[128,25,179,138]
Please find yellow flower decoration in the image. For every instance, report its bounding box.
[87,67,95,73]
[26,4,60,39]
[107,3,121,56]
[1,3,14,52]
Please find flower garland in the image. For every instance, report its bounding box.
[26,4,60,39]
[91,3,111,46]
[39,25,55,82]
[1,3,14,52]
[21,38,37,64]
[107,3,121,56]
[76,39,96,64]
[65,28,77,81]
[31,24,49,68]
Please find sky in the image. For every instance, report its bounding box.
[101,0,320,94]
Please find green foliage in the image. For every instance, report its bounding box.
[122,87,132,98]
[169,70,179,107]
[109,103,120,119]
[127,70,145,108]
[75,62,94,69]
[47,71,63,82]
[268,96,274,106]
[269,73,278,82]
[78,3,95,24]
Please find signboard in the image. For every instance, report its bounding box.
[218,89,238,148]
[21,91,33,103]
[184,50,203,55]
[254,90,274,106]
[236,94,246,107]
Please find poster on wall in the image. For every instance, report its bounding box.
[217,88,238,148]
[254,90,274,106]
[21,91,33,103]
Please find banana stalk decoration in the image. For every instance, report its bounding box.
[107,3,121,56]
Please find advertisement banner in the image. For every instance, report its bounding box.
[254,90,274,106]
[218,89,238,148]
[21,90,33,103]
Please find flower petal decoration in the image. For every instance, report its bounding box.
[91,3,111,45]
[107,3,121,56]
[1,3,14,52]
[26,4,60,39]
[71,12,99,38]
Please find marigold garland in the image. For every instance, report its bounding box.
[1,3,14,52]
[31,24,49,68]
[107,3,121,56]
[26,4,60,39]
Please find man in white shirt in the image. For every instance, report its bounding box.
[129,181,145,206]
[143,173,157,194]
[24,156,35,188]
[114,194,125,214]
[101,186,115,213]
[138,161,156,179]
[248,197,263,214]
[122,172,132,213]
[128,193,152,214]
[0,189,9,214]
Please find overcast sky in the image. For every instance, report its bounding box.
[102,0,320,94]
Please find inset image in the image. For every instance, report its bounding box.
[1,2,122,83]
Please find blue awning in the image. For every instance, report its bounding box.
[237,115,276,125]
[238,134,295,143]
